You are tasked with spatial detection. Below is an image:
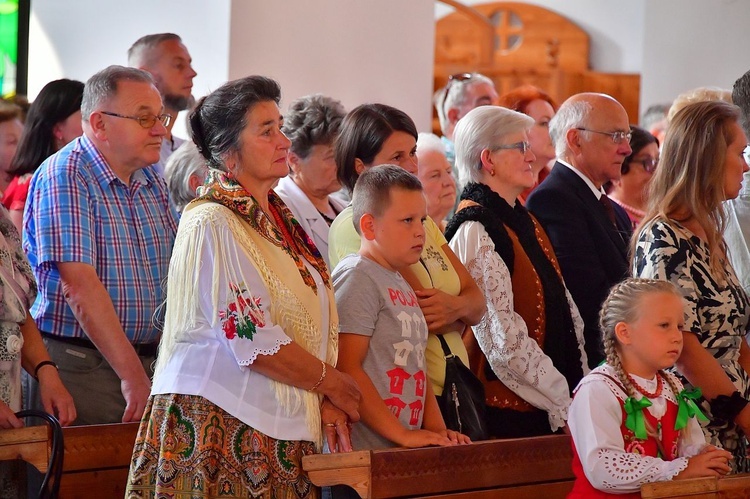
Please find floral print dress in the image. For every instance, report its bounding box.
[633,218,750,472]
[0,207,36,411]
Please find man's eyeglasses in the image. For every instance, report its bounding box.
[492,141,531,154]
[101,111,172,129]
[629,157,659,173]
[576,127,632,144]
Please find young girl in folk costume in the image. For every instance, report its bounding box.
[567,278,732,497]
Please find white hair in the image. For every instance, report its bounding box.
[416,132,446,156]
[434,73,495,136]
[549,98,592,158]
[453,106,533,190]
[164,141,208,212]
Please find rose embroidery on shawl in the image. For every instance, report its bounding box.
[219,284,266,340]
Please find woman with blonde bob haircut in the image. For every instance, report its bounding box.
[446,105,588,438]
[666,86,732,123]
[633,100,750,472]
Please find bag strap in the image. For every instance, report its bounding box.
[437,334,455,358]
[16,410,64,499]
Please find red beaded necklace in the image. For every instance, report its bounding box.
[627,372,663,399]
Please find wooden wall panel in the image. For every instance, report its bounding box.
[434,2,641,132]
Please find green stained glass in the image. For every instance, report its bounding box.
[0,0,19,97]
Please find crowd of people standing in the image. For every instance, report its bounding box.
[1,30,750,498]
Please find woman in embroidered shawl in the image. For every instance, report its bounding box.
[126,76,361,499]
[633,100,750,472]
[445,105,588,438]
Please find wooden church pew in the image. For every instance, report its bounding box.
[0,424,49,472]
[56,422,139,498]
[641,473,750,498]
[11,420,746,498]
[302,434,576,498]
[0,421,139,498]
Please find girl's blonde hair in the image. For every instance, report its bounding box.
[600,278,683,401]
[636,100,742,282]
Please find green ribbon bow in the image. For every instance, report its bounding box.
[624,397,652,440]
[675,387,709,430]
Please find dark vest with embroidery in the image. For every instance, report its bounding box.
[445,183,584,411]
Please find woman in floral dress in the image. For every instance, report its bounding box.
[633,100,750,472]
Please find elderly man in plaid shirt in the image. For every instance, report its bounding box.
[22,66,178,425]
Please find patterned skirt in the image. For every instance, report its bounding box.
[126,393,319,499]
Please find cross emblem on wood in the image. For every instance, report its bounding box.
[489,8,524,54]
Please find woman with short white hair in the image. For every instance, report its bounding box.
[446,105,588,438]
[164,141,207,213]
[416,132,456,232]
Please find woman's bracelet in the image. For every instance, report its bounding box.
[34,360,58,380]
[310,361,326,392]
[710,391,748,424]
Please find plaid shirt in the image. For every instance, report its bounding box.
[23,135,178,344]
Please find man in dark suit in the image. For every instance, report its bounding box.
[526,93,633,368]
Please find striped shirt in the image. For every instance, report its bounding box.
[23,135,178,344]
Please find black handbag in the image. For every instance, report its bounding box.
[15,410,64,499]
[435,334,489,441]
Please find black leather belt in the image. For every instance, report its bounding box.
[41,332,159,357]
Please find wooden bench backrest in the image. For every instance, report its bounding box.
[0,421,139,499]
[0,425,50,472]
[641,473,750,498]
[303,434,575,498]
[57,422,139,498]
[7,422,749,498]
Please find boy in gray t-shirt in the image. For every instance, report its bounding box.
[332,165,468,450]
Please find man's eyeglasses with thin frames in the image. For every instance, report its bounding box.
[575,127,632,144]
[101,111,172,129]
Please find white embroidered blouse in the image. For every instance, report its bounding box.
[448,221,588,431]
[568,364,707,492]
[151,204,332,442]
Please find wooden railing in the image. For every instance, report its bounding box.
[0,421,139,498]
[302,434,576,498]
[3,421,748,498]
[641,474,750,498]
